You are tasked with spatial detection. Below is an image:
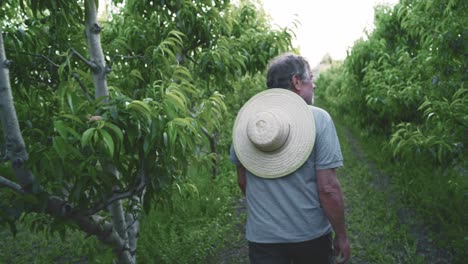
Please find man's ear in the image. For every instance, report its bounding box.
[291,74,301,91]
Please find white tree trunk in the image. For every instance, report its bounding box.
[0,28,34,190]
[85,0,109,101]
[84,2,141,263]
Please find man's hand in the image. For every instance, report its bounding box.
[334,235,350,264]
[317,169,350,263]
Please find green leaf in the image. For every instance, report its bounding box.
[171,117,192,128]
[61,114,85,125]
[67,93,75,114]
[130,69,144,81]
[99,129,115,158]
[103,122,124,147]
[81,128,96,147]
[54,121,68,139]
[165,91,186,110]
[53,137,68,157]
[127,100,152,120]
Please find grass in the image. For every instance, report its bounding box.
[332,117,425,263]
[0,216,112,263]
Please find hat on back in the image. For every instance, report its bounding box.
[233,88,315,179]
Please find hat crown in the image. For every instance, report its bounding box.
[246,111,290,152]
[233,88,315,179]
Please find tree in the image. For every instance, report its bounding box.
[318,0,467,166]
[0,0,294,262]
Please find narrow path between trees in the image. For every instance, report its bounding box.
[341,127,453,264]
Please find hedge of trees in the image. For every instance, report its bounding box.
[320,0,466,167]
[0,0,293,263]
[316,0,466,259]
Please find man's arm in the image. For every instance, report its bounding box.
[317,168,350,264]
[236,165,246,196]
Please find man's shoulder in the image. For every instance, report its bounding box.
[309,105,332,122]
[309,105,328,114]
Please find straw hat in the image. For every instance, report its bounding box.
[233,88,315,179]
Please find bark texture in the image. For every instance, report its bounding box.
[0,29,34,190]
[85,0,109,101]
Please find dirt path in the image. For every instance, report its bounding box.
[208,126,454,264]
[342,127,453,263]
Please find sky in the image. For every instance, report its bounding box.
[261,0,400,66]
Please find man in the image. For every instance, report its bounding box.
[230,53,350,264]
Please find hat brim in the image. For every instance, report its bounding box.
[233,88,315,179]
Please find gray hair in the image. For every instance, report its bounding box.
[266,53,312,89]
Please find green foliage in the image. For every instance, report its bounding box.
[122,163,240,263]
[316,0,467,261]
[317,0,467,167]
[390,87,467,164]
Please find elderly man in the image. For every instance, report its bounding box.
[230,53,350,264]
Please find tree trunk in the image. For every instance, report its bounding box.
[85,0,109,101]
[84,2,140,263]
[0,28,35,190]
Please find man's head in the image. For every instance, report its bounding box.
[266,53,315,105]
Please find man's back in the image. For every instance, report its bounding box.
[230,106,343,243]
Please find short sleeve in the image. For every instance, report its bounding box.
[229,143,242,165]
[312,108,343,170]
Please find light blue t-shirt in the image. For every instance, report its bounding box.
[230,106,343,243]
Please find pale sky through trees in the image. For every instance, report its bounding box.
[261,0,400,66]
[98,0,399,67]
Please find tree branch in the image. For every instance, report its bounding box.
[70,48,99,71]
[0,175,24,194]
[14,191,131,262]
[5,49,60,68]
[87,160,148,217]
[72,72,94,102]
[86,176,146,216]
[201,126,219,178]
[29,193,131,261]
[110,54,146,64]
[125,212,139,259]
[0,177,117,245]
[70,208,132,262]
[185,54,198,65]
[124,159,146,262]
[189,111,219,178]
[109,191,129,245]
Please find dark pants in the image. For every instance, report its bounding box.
[248,233,333,264]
